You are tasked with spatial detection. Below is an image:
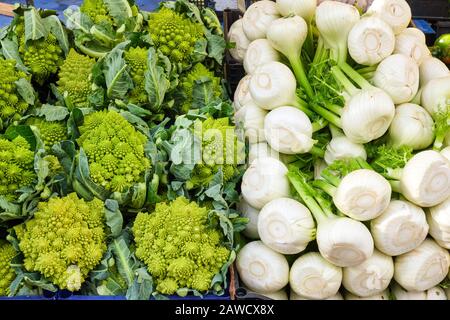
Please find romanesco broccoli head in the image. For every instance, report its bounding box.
[80,0,114,25]
[0,59,31,124]
[77,110,151,193]
[148,8,204,68]
[27,118,68,151]
[14,193,107,291]
[124,46,148,105]
[179,63,223,113]
[132,197,230,295]
[0,136,35,202]
[0,241,16,296]
[15,18,63,84]
[57,49,95,108]
[188,117,243,189]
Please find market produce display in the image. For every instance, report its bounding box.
[0,0,246,300]
[230,0,450,300]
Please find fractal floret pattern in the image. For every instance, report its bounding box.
[14,193,107,291]
[132,197,230,294]
[57,49,95,108]
[0,241,16,296]
[148,8,204,67]
[124,46,148,105]
[0,136,35,201]
[77,110,151,193]
[27,118,68,151]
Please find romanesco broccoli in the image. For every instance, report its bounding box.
[80,0,114,25]
[77,110,151,193]
[124,46,148,105]
[57,49,95,108]
[14,193,107,291]
[132,197,231,295]
[148,8,204,68]
[27,118,68,151]
[0,136,36,202]
[0,59,31,124]
[179,63,223,113]
[0,241,16,296]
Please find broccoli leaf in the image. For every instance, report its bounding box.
[205,31,226,65]
[24,7,49,43]
[103,0,133,26]
[105,199,123,237]
[63,5,93,34]
[102,41,133,99]
[15,78,35,106]
[44,15,70,55]
[36,104,70,122]
[144,48,170,110]
[0,38,27,71]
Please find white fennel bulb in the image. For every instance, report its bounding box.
[315,1,360,64]
[264,106,315,155]
[347,16,395,66]
[234,75,253,112]
[426,197,450,249]
[370,200,429,256]
[237,198,260,239]
[426,286,447,300]
[236,241,289,293]
[345,290,390,300]
[244,39,280,75]
[394,238,450,291]
[342,249,394,297]
[276,0,317,22]
[314,159,327,180]
[373,54,419,104]
[421,75,450,118]
[391,283,426,300]
[249,61,298,110]
[228,19,251,62]
[241,157,290,209]
[400,150,450,207]
[242,1,280,41]
[366,0,411,35]
[258,198,315,254]
[441,147,450,162]
[324,136,367,165]
[234,101,268,143]
[341,87,395,144]
[317,217,374,267]
[402,27,426,43]
[260,290,288,300]
[394,32,431,65]
[333,169,391,221]
[419,57,450,87]
[289,252,342,300]
[248,142,279,164]
[388,103,434,150]
[290,291,344,300]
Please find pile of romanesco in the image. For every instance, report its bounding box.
[77,110,151,193]
[124,46,149,105]
[132,197,230,294]
[14,193,107,291]
[0,241,16,296]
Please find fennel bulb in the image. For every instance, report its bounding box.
[402,27,426,43]
[394,32,431,66]
[347,16,395,66]
[228,19,251,63]
[288,171,374,267]
[244,39,280,75]
[238,198,260,239]
[342,249,394,297]
[388,103,434,150]
[236,241,289,293]
[234,101,268,143]
[426,197,450,249]
[394,238,450,291]
[426,287,447,300]
[241,157,290,209]
[260,290,288,300]
[290,291,344,300]
[391,283,427,300]
[315,1,360,64]
[373,54,419,104]
[420,75,450,118]
[314,159,327,180]
[234,75,253,111]
[249,61,298,110]
[242,1,280,41]
[370,200,429,256]
[324,136,367,165]
[366,0,411,35]
[276,0,317,23]
[419,57,450,87]
[344,290,390,300]
[258,198,316,254]
[248,142,280,164]
[266,16,314,99]
[289,252,342,299]
[264,106,315,155]
[441,147,450,162]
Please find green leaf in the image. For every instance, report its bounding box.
[0,38,27,71]
[37,104,70,122]
[103,41,133,99]
[144,48,170,109]
[44,15,70,55]
[191,77,215,109]
[5,125,36,150]
[104,0,133,26]
[110,236,135,287]
[15,78,35,105]
[105,199,123,237]
[63,6,93,34]
[126,267,153,300]
[0,197,21,222]
[24,8,49,43]
[205,31,226,65]
[192,38,208,64]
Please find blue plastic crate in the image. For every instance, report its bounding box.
[0,290,57,300]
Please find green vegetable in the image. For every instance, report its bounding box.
[14,193,107,291]
[26,118,68,151]
[0,240,16,296]
[124,46,148,105]
[80,0,114,25]
[132,197,230,295]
